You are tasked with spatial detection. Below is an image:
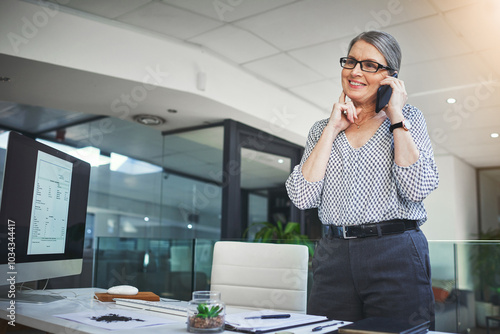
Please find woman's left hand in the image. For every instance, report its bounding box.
[380,75,407,121]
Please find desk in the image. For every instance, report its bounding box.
[0,288,328,334]
[0,288,449,334]
[0,288,191,333]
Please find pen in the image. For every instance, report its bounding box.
[244,314,291,319]
[312,321,344,331]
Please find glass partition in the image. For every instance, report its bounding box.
[40,119,226,243]
[94,237,215,300]
[161,126,224,240]
[428,241,500,332]
[241,148,292,239]
[41,116,166,244]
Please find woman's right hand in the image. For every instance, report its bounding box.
[302,93,355,182]
[328,91,358,131]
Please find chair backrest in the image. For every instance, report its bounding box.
[210,241,309,313]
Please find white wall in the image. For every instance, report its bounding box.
[422,154,477,240]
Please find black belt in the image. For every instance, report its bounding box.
[328,220,418,239]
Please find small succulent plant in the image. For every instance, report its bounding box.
[195,303,223,319]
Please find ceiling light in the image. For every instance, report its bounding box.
[167,109,177,113]
[277,159,284,164]
[491,133,499,138]
[187,224,193,229]
[446,98,456,104]
[133,114,166,126]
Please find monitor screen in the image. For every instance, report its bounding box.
[0,132,90,298]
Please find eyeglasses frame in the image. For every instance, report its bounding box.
[339,57,394,73]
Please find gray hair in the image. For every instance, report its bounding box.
[348,31,402,74]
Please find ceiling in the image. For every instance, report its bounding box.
[1,0,500,170]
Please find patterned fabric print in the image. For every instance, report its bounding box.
[285,104,439,226]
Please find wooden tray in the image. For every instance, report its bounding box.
[94,291,160,302]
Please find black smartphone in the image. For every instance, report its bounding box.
[375,72,398,113]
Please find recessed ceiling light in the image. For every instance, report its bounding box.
[447,98,456,104]
[277,159,284,164]
[133,114,166,126]
[491,133,499,138]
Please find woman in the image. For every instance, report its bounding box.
[286,31,439,326]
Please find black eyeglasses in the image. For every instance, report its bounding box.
[340,57,394,73]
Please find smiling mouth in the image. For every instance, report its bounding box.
[349,81,365,87]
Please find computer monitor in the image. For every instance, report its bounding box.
[0,132,91,302]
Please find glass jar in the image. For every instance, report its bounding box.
[187,291,225,333]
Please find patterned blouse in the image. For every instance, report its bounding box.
[285,104,439,226]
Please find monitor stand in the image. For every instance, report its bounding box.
[0,287,66,304]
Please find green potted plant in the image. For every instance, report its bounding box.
[187,303,224,332]
[187,291,225,333]
[244,221,314,257]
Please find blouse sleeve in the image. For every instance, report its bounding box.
[285,120,326,210]
[392,105,439,202]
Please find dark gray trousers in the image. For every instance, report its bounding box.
[308,229,435,328]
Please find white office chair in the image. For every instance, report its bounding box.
[210,241,309,313]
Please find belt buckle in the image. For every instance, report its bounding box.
[342,226,356,239]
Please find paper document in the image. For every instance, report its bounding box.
[225,310,328,333]
[55,309,178,330]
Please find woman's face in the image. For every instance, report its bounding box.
[341,40,389,107]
